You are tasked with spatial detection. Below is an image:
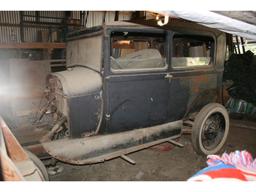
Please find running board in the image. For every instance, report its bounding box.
[42,120,182,165]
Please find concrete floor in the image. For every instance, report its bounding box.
[48,119,256,181]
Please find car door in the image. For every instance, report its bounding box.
[168,32,219,121]
[104,29,172,133]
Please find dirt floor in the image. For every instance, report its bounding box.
[48,119,256,181]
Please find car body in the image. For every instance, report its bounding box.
[42,20,229,164]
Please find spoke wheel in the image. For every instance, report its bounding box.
[191,103,229,155]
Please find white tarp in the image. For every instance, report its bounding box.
[159,11,256,40]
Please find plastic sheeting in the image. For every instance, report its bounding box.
[159,11,256,40]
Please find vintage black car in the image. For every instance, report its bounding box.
[41,20,229,165]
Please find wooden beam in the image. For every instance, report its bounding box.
[20,11,24,42]
[114,11,119,21]
[0,42,66,49]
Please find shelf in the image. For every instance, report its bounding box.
[0,42,66,49]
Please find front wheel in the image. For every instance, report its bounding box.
[191,103,229,155]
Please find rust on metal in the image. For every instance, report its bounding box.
[24,143,48,157]
[191,75,209,93]
[181,70,219,118]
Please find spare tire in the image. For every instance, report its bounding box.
[191,103,229,155]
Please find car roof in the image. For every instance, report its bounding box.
[67,19,223,41]
[103,19,222,34]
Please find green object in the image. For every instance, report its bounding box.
[226,97,256,115]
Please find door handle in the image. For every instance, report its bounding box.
[165,73,173,79]
[165,73,173,83]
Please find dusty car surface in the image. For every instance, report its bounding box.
[41,20,229,164]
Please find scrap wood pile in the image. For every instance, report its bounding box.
[224,50,256,105]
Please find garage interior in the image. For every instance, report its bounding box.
[0,11,256,181]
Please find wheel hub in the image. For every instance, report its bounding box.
[201,113,225,150]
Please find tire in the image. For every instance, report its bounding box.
[191,103,229,155]
[26,150,49,181]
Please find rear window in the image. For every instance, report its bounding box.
[172,34,214,68]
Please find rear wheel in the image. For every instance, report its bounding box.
[191,103,229,155]
[26,150,49,181]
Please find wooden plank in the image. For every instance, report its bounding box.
[0,151,24,181]
[0,117,28,161]
[0,42,65,49]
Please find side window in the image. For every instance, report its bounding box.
[110,31,166,70]
[172,34,214,68]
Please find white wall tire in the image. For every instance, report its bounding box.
[191,103,229,155]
